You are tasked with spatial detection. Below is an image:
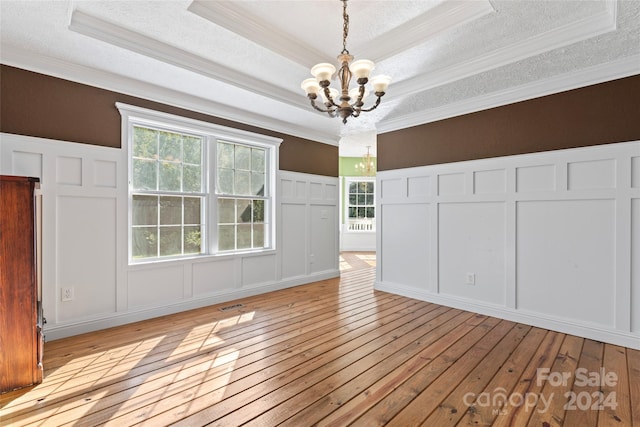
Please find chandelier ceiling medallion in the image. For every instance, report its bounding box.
[301,0,392,124]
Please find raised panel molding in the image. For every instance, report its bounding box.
[631,156,640,188]
[517,164,556,192]
[56,156,82,186]
[632,199,640,333]
[408,176,431,198]
[377,140,640,350]
[474,169,506,194]
[94,160,118,188]
[438,172,465,196]
[516,199,616,327]
[380,178,405,199]
[11,151,43,180]
[439,202,506,305]
[380,203,430,289]
[567,158,616,190]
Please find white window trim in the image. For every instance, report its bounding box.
[117,103,282,264]
[344,176,376,233]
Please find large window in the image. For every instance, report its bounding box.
[346,178,375,231]
[120,103,280,263]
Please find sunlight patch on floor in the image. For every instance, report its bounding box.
[339,255,353,271]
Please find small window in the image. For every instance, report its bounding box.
[346,178,375,232]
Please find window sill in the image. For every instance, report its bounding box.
[128,248,277,268]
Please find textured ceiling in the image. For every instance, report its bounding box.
[1,0,639,155]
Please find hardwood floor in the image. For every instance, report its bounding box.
[1,252,638,426]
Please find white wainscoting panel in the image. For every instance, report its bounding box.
[56,156,83,186]
[632,198,640,333]
[474,169,506,194]
[128,265,185,309]
[192,258,235,296]
[438,172,466,196]
[516,164,556,192]
[439,202,506,305]
[380,177,405,200]
[310,205,337,274]
[516,199,616,327]
[280,171,339,279]
[408,175,431,198]
[242,254,277,287]
[380,203,430,289]
[377,140,640,349]
[1,133,339,340]
[567,159,616,190]
[94,159,118,188]
[56,195,117,322]
[280,203,307,278]
[11,151,43,178]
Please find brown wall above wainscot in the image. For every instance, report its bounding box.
[0,65,338,177]
[377,74,640,171]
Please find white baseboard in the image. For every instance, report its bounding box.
[44,270,340,341]
[375,280,640,351]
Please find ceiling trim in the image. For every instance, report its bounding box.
[188,0,493,67]
[0,45,339,146]
[187,0,327,69]
[356,0,494,63]
[387,3,617,100]
[68,10,307,110]
[377,55,640,134]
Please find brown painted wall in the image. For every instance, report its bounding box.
[377,74,640,171]
[0,65,338,177]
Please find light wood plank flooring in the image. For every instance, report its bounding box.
[1,252,638,426]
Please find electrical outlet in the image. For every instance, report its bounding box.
[465,273,476,285]
[61,286,74,302]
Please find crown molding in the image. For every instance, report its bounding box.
[377,55,640,134]
[189,0,493,67]
[0,45,339,146]
[188,0,327,69]
[387,4,617,101]
[68,10,306,111]
[356,0,494,62]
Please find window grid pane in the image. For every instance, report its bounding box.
[132,195,205,259]
[131,123,205,260]
[216,197,269,252]
[215,140,269,252]
[132,126,204,194]
[347,180,375,231]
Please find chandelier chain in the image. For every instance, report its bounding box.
[341,0,349,55]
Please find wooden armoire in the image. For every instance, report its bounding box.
[0,175,44,393]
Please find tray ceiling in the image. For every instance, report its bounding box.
[1,0,638,146]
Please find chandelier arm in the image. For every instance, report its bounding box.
[323,86,341,109]
[354,83,366,107]
[359,94,384,113]
[308,95,336,114]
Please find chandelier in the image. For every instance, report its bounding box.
[301,0,391,124]
[355,146,375,176]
